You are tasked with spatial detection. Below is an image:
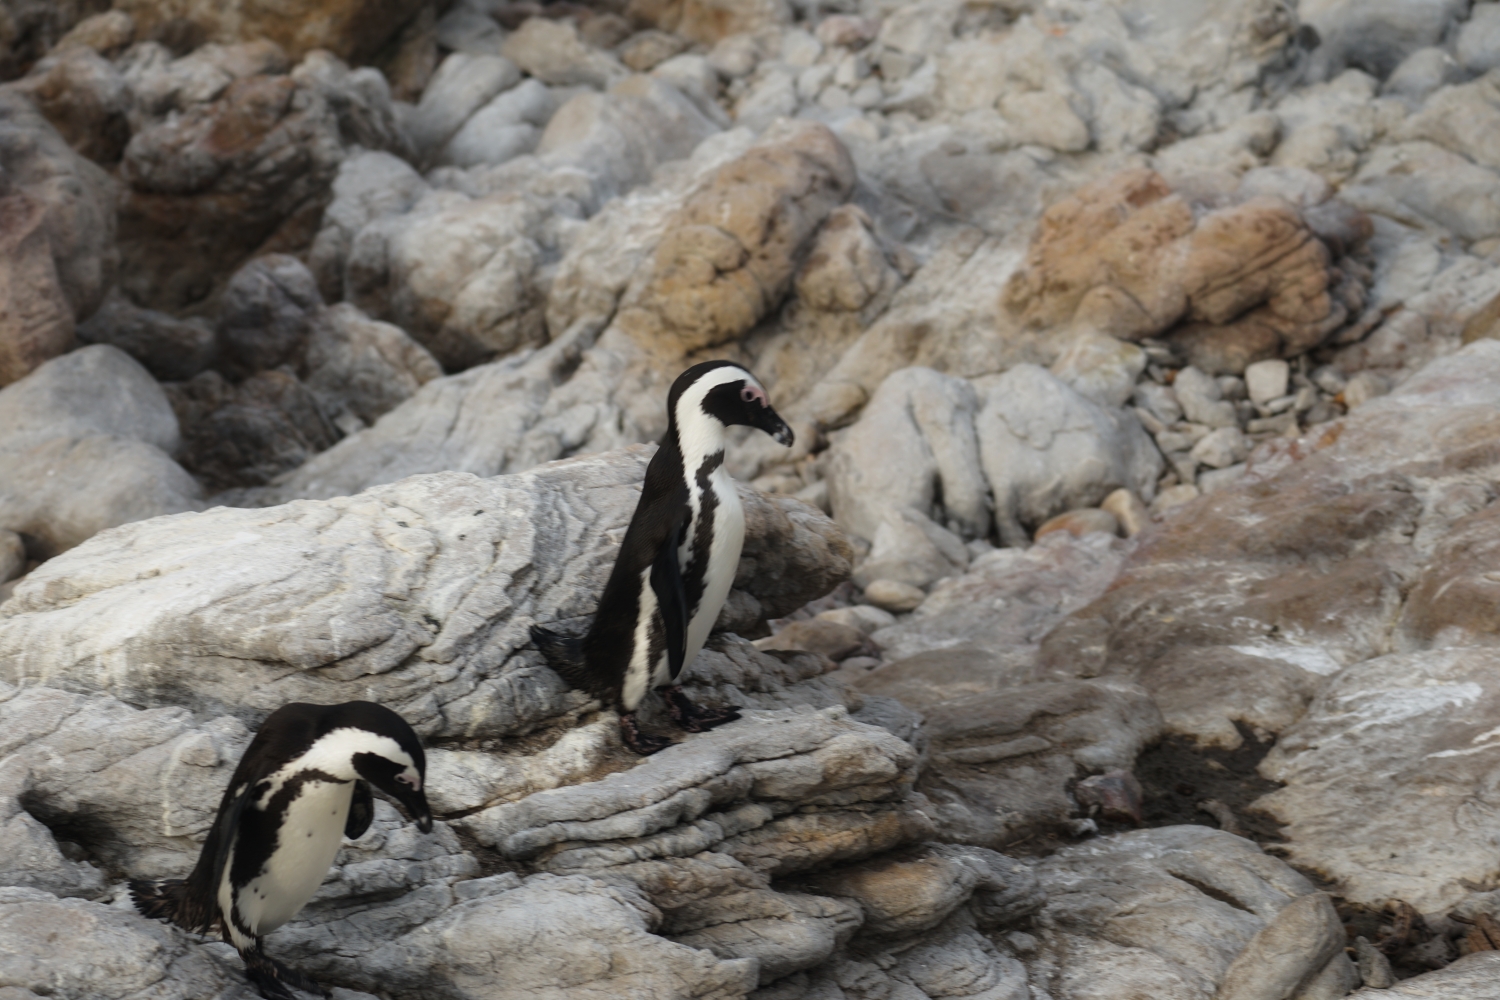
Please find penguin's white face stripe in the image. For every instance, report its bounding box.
[255,728,413,807]
[673,365,762,470]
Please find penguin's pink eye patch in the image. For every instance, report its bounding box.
[741,385,768,407]
[396,770,422,791]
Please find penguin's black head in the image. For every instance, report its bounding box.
[669,361,794,448]
[326,702,433,834]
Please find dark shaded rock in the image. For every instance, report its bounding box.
[167,368,339,491]
[216,253,323,376]
[76,289,216,381]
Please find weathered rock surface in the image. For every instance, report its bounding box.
[0,449,847,737]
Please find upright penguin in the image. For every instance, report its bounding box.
[131,701,432,1000]
[533,361,795,754]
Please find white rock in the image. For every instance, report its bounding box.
[1172,366,1239,428]
[826,367,989,546]
[499,17,627,89]
[1190,426,1249,469]
[1244,359,1291,405]
[407,53,521,160]
[1458,2,1500,73]
[1050,329,1148,408]
[975,364,1162,546]
[438,78,555,168]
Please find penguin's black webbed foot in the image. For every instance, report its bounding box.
[242,947,331,1000]
[663,686,741,733]
[618,712,674,755]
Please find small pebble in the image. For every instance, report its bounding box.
[1151,483,1201,515]
[1245,359,1291,404]
[1343,370,1390,409]
[1101,489,1150,537]
[862,578,925,613]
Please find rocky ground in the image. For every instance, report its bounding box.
[4,0,1500,997]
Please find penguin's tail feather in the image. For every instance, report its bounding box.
[130,878,218,935]
[530,623,590,690]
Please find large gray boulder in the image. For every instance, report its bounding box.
[0,344,202,559]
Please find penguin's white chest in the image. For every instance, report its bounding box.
[684,466,744,661]
[232,779,353,936]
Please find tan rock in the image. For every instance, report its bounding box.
[758,619,866,660]
[1001,168,1368,373]
[1101,488,1150,536]
[862,578,925,613]
[627,0,791,46]
[1034,508,1119,540]
[53,10,135,56]
[616,120,855,356]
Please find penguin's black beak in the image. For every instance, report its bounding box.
[757,406,795,448]
[414,809,434,834]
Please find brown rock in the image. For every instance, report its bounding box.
[616,120,855,356]
[0,0,106,79]
[626,0,790,45]
[0,93,117,386]
[9,45,131,162]
[758,619,866,660]
[53,10,135,56]
[0,195,75,387]
[117,72,343,310]
[1398,503,1500,649]
[113,0,428,66]
[1001,168,1369,373]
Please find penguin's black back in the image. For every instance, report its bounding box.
[567,434,690,704]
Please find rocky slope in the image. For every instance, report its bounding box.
[5,0,1500,998]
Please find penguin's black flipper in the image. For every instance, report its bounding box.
[531,624,595,691]
[651,518,689,681]
[345,780,374,840]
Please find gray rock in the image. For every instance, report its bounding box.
[1383,46,1463,102]
[438,77,554,168]
[1356,952,1500,997]
[1029,826,1321,998]
[0,757,106,899]
[407,53,521,161]
[1354,936,1396,989]
[1190,425,1250,469]
[826,367,988,546]
[216,254,324,376]
[1215,892,1346,1000]
[1258,648,1500,913]
[1300,0,1468,82]
[975,364,1162,546]
[1173,365,1240,428]
[308,150,428,302]
[299,303,443,430]
[291,49,411,157]
[75,289,217,382]
[0,886,264,1000]
[0,345,201,557]
[1459,3,1500,74]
